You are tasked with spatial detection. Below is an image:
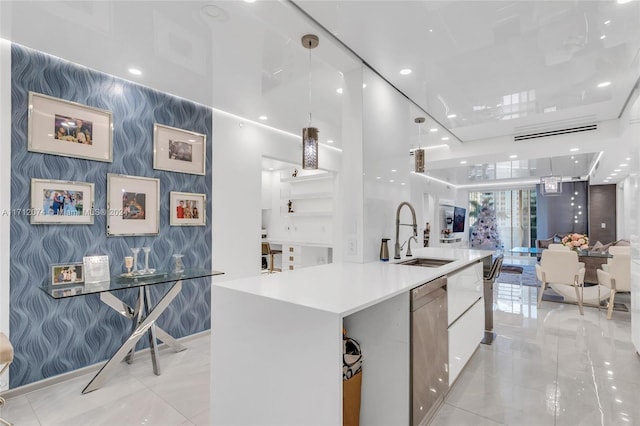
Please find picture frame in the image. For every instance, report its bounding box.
[83,255,110,283]
[51,262,85,286]
[153,123,206,175]
[107,174,160,236]
[28,91,113,162]
[31,178,95,225]
[170,191,206,226]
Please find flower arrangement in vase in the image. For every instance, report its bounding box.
[561,233,589,251]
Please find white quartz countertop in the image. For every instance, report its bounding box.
[213,247,493,317]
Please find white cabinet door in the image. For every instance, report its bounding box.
[448,298,484,384]
[447,262,483,326]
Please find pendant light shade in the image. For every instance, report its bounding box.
[540,175,562,195]
[302,34,320,170]
[302,127,319,170]
[414,117,425,173]
[415,148,425,173]
[540,158,562,195]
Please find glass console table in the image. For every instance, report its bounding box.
[40,268,224,394]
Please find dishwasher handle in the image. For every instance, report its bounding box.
[410,276,447,311]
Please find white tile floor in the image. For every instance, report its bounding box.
[1,282,637,426]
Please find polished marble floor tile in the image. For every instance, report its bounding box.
[0,283,636,426]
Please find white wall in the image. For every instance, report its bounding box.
[0,38,11,391]
[212,112,341,282]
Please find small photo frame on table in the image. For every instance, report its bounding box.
[83,255,110,283]
[107,174,160,236]
[28,91,113,162]
[170,191,206,226]
[153,123,206,175]
[51,262,84,286]
[31,178,95,224]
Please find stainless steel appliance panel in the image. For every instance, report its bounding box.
[411,276,448,426]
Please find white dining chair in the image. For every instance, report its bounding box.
[548,243,569,251]
[597,253,631,319]
[536,250,586,314]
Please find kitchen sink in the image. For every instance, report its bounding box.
[398,257,454,268]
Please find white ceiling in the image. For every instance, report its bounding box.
[2,0,638,186]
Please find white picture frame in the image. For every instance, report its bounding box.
[107,174,160,236]
[31,178,95,225]
[28,91,113,162]
[83,255,110,283]
[153,123,206,175]
[169,191,206,226]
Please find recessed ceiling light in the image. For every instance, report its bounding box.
[611,173,617,176]
[258,115,268,121]
[597,81,612,88]
[604,20,611,24]
[336,88,343,94]
[447,114,457,118]
[376,176,381,180]
[128,68,142,76]
[429,29,433,33]
[244,0,256,3]
[391,169,397,172]
[362,83,367,89]
[575,160,579,164]
[575,192,578,195]
[617,0,632,4]
[389,179,395,183]
[600,35,607,40]
[429,128,438,132]
[570,148,579,152]
[268,167,274,171]
[509,154,518,159]
[614,169,621,172]
[441,137,450,141]
[327,139,334,144]
[620,163,628,167]
[460,160,467,164]
[401,182,406,186]
[400,68,412,75]
[625,157,631,161]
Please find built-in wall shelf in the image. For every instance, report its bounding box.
[284,212,333,217]
[440,237,462,244]
[280,173,333,183]
[281,192,333,201]
[279,170,334,218]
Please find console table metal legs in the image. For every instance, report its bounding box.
[82,280,186,394]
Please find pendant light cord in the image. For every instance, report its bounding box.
[308,40,312,127]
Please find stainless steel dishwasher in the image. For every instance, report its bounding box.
[411,276,448,426]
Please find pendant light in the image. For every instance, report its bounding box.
[414,117,425,173]
[302,34,319,170]
[541,158,562,195]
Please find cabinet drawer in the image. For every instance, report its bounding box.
[448,298,484,384]
[447,262,483,325]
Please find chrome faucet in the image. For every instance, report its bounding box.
[394,201,417,259]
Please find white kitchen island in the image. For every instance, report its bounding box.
[211,247,493,425]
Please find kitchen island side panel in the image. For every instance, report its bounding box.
[343,291,410,425]
[211,286,343,425]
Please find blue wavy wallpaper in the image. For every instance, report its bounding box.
[10,44,213,387]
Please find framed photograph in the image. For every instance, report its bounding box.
[83,255,110,283]
[170,191,206,226]
[107,174,160,236]
[31,178,95,224]
[153,123,206,175]
[51,262,84,286]
[28,91,113,162]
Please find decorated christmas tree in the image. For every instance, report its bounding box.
[469,198,502,249]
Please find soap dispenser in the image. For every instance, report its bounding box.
[380,238,390,262]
